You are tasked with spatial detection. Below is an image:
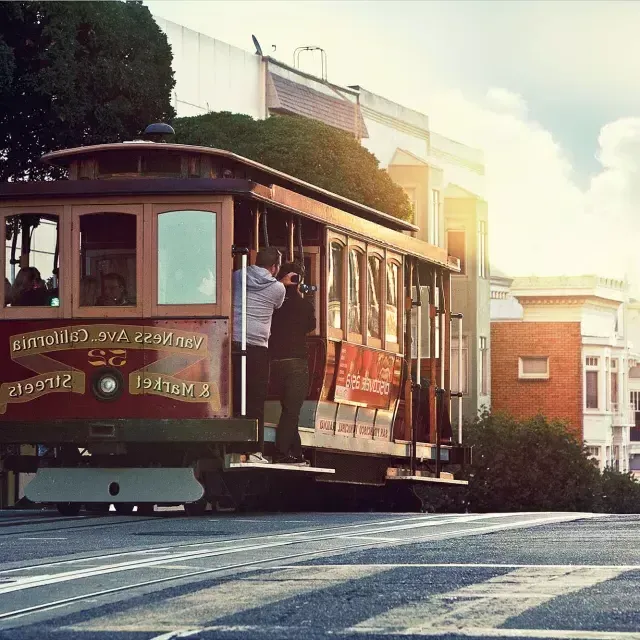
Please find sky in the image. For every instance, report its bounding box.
[146,0,640,290]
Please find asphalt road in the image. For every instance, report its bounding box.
[0,509,638,639]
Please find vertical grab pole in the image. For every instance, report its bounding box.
[412,259,421,475]
[458,315,463,443]
[241,252,248,417]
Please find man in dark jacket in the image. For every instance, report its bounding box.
[269,262,316,465]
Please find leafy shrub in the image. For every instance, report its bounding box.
[173,111,414,221]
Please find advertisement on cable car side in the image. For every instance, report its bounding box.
[333,342,402,410]
[0,319,229,420]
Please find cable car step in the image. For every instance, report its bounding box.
[386,468,468,485]
[227,462,335,474]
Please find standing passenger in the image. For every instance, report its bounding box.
[232,247,296,463]
[269,262,316,465]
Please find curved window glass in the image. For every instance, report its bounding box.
[79,213,136,307]
[328,241,343,330]
[386,262,399,344]
[367,255,382,340]
[158,210,217,305]
[5,214,59,308]
[348,249,363,335]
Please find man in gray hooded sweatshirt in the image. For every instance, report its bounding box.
[232,247,296,463]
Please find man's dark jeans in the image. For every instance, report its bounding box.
[270,358,309,458]
[233,342,269,453]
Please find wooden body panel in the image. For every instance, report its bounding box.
[0,319,230,421]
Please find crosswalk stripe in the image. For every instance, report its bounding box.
[65,565,391,633]
[348,566,626,635]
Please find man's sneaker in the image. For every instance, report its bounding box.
[275,455,309,466]
[248,452,270,464]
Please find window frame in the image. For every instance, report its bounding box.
[518,355,549,380]
[326,231,346,341]
[385,253,403,354]
[585,356,600,410]
[429,189,440,246]
[0,205,68,319]
[150,201,230,318]
[346,238,366,344]
[450,335,469,395]
[478,220,488,279]
[365,245,384,350]
[71,204,144,318]
[479,335,488,395]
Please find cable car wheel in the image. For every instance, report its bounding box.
[184,496,208,516]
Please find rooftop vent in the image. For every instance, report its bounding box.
[142,123,175,143]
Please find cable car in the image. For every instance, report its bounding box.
[0,124,470,515]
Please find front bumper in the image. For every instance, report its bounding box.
[0,418,258,444]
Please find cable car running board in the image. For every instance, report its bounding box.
[227,462,335,474]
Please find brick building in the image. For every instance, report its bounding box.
[491,276,634,471]
[491,321,583,440]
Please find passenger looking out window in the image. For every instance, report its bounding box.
[11,267,51,307]
[80,275,99,307]
[97,273,131,306]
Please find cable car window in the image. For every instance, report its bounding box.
[386,261,399,344]
[5,214,59,307]
[328,241,343,330]
[79,213,136,306]
[348,248,364,336]
[157,210,217,305]
[367,255,382,340]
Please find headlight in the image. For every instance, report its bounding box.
[91,368,124,402]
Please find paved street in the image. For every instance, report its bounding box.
[0,510,638,639]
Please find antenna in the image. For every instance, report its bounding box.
[293,46,327,81]
[252,35,263,56]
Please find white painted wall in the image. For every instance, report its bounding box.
[155,17,263,118]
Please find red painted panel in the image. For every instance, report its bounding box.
[0,319,229,420]
[333,342,402,410]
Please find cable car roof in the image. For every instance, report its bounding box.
[41,143,419,234]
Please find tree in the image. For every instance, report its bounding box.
[0,1,175,181]
[173,112,414,221]
[464,412,601,512]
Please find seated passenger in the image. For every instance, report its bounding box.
[97,273,131,306]
[11,267,50,306]
[80,275,99,306]
[4,278,12,306]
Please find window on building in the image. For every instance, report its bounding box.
[5,214,59,307]
[586,370,599,410]
[348,248,364,336]
[447,230,466,275]
[586,356,599,367]
[585,446,600,461]
[451,336,469,394]
[157,210,216,305]
[518,356,549,379]
[79,212,136,307]
[478,220,488,279]
[429,189,440,246]
[479,336,488,395]
[611,359,619,409]
[328,241,344,331]
[367,254,382,341]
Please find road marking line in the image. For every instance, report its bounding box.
[274,563,640,569]
[148,625,640,639]
[0,513,595,597]
[348,565,626,635]
[18,538,67,541]
[67,565,390,633]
